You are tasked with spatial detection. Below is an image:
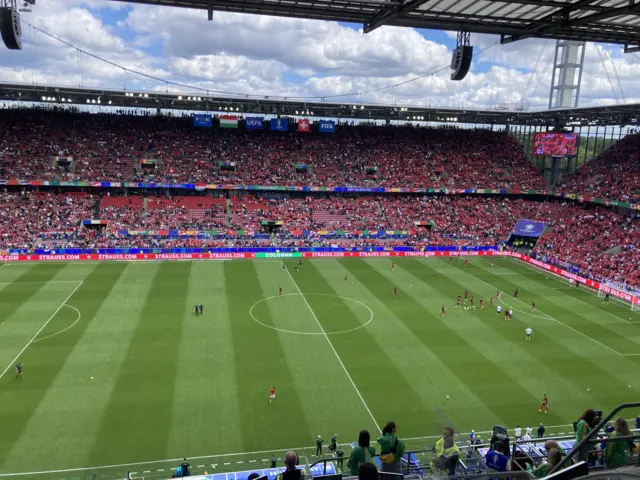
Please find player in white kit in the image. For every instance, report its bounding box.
[526,327,532,340]
[496,305,502,316]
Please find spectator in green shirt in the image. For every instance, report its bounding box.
[377,421,406,474]
[605,417,632,469]
[575,409,597,463]
[348,430,376,476]
[532,448,563,478]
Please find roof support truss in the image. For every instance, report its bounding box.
[502,0,640,45]
[363,0,430,33]
[110,0,640,46]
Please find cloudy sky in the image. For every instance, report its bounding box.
[1,0,640,110]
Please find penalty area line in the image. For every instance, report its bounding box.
[32,304,82,344]
[464,268,624,357]
[0,281,84,380]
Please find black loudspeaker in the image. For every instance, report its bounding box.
[1,7,22,50]
[450,45,473,81]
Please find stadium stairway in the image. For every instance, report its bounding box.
[92,195,101,218]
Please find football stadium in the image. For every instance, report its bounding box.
[0,1,639,480]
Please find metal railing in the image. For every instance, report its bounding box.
[550,403,640,475]
[309,425,640,480]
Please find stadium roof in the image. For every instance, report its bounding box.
[113,0,640,49]
[2,82,639,127]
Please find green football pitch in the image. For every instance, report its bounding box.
[0,257,639,479]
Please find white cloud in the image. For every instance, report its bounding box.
[2,0,640,111]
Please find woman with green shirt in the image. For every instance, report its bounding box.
[347,430,376,476]
[575,409,597,463]
[377,421,406,474]
[605,418,632,469]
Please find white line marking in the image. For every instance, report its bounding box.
[197,465,205,468]
[249,460,256,463]
[0,280,86,285]
[0,420,616,477]
[282,261,380,433]
[463,267,623,356]
[0,281,83,380]
[505,258,640,323]
[32,304,81,343]
[500,293,623,356]
[143,470,151,474]
[249,293,373,336]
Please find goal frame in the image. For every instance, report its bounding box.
[598,286,640,311]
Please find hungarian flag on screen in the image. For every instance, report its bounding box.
[298,119,310,133]
[220,115,238,128]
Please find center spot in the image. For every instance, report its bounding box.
[249,293,373,335]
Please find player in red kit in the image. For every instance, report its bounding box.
[279,287,283,296]
[514,289,519,298]
[391,262,396,271]
[531,301,536,312]
[470,296,475,310]
[491,257,495,266]
[539,394,548,413]
[479,297,484,309]
[449,257,453,265]
[464,290,469,304]
[456,295,461,308]
[441,305,446,318]
[393,287,397,297]
[269,387,276,403]
[464,259,469,267]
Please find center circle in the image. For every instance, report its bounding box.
[249,293,374,335]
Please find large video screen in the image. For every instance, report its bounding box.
[532,132,578,156]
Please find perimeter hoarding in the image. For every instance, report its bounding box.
[1,251,636,306]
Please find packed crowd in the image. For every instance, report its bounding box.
[1,190,638,290]
[560,132,640,203]
[0,191,97,250]
[536,207,640,290]
[0,109,545,190]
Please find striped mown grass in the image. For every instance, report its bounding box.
[0,258,638,477]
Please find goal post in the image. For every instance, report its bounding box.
[597,286,640,312]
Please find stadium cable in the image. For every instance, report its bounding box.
[595,44,621,105]
[528,44,555,106]
[518,40,549,105]
[315,39,501,100]
[604,44,627,104]
[24,21,499,102]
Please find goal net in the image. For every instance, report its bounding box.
[598,287,640,312]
